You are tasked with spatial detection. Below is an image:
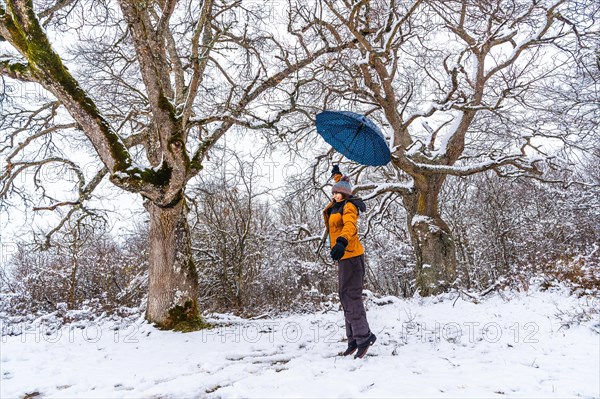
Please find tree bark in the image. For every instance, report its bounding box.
[403,176,457,296]
[145,196,201,330]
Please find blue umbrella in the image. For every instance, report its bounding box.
[315,110,391,166]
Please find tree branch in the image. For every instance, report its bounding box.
[190,41,355,173]
[1,0,133,174]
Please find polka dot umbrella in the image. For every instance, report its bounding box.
[315,110,391,166]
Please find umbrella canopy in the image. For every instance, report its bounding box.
[315,110,391,166]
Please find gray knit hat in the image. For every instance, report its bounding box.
[332,175,352,196]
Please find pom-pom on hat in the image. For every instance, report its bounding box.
[331,164,343,182]
[332,175,352,196]
[331,164,342,178]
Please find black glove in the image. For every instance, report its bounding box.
[330,236,348,261]
[331,164,341,178]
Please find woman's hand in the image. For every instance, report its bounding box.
[330,237,348,260]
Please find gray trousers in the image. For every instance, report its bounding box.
[338,254,371,345]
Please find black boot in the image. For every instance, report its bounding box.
[342,341,358,356]
[354,333,376,359]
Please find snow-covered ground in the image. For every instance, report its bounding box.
[1,288,599,398]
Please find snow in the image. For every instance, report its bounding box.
[360,182,414,201]
[406,140,424,157]
[112,171,129,179]
[432,111,464,157]
[1,289,598,398]
[411,215,435,228]
[356,54,370,66]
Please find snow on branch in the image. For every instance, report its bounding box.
[406,154,539,177]
[484,0,567,81]
[354,182,414,200]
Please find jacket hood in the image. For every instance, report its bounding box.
[347,196,366,213]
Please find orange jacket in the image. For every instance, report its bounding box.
[323,198,365,260]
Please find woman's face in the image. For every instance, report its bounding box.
[332,192,344,202]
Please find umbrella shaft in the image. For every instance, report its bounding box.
[350,124,363,147]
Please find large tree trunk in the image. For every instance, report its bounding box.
[404,176,457,296]
[145,197,202,330]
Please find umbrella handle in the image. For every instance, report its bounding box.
[348,123,363,149]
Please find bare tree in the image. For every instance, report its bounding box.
[293,0,598,295]
[189,151,272,312]
[0,0,351,328]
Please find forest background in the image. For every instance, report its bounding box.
[0,0,598,330]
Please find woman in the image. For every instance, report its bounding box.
[323,165,376,359]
